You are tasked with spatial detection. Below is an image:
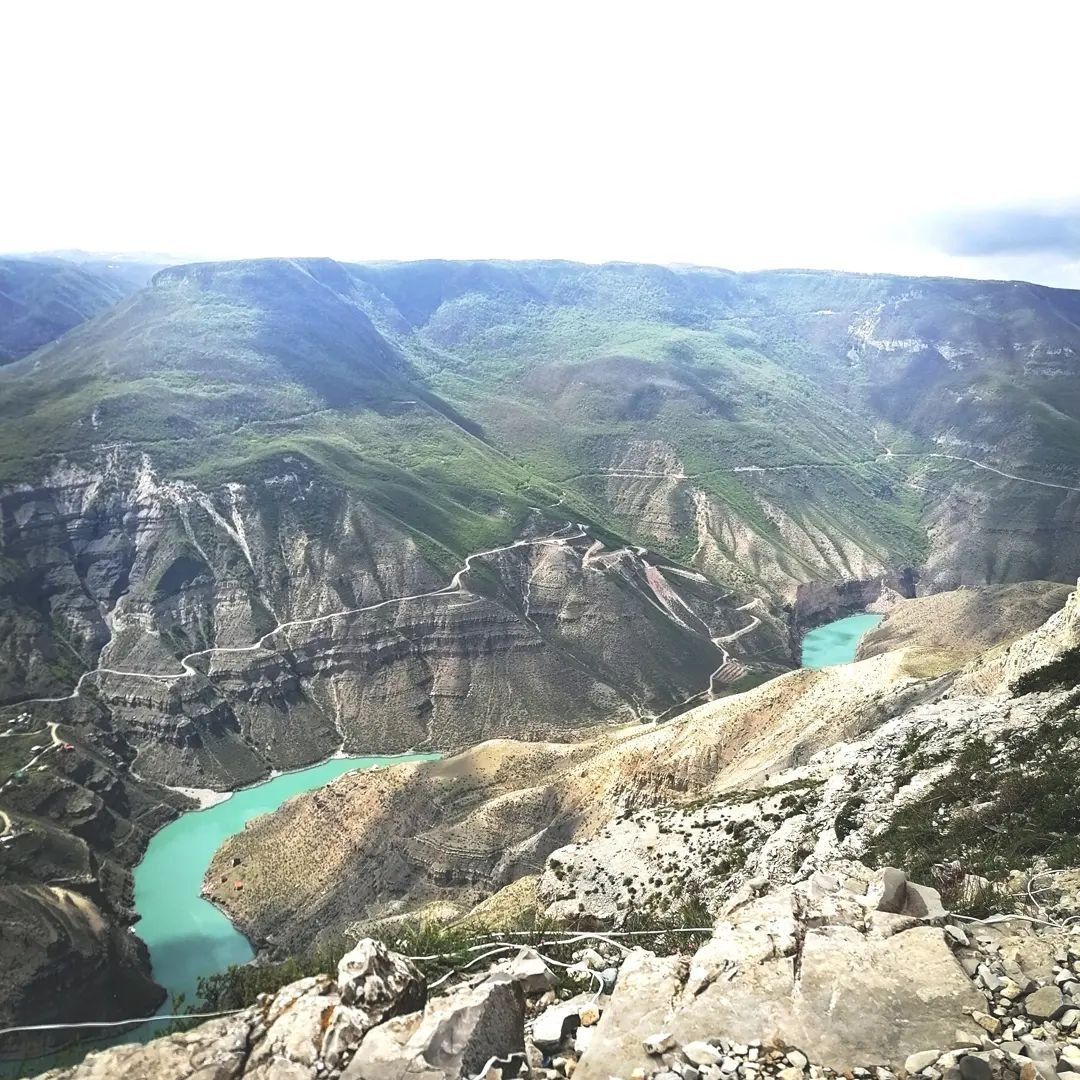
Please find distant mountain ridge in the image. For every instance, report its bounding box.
[0,254,164,363]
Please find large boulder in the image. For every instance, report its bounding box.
[576,882,985,1078]
[342,972,526,1080]
[337,938,426,1016]
[572,951,687,1080]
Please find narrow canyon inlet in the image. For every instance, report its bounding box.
[800,613,884,669]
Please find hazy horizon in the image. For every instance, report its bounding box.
[5,1,1080,287]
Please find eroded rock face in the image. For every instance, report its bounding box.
[1,454,738,788]
[575,877,983,1077]
[0,885,164,1060]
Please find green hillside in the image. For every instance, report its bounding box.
[3,258,1080,589]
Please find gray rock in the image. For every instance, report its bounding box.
[672,920,983,1069]
[643,1031,676,1055]
[30,1012,256,1079]
[531,993,595,1053]
[506,947,557,995]
[343,972,526,1080]
[683,1042,724,1067]
[904,881,947,920]
[1059,1046,1080,1072]
[958,1057,992,1080]
[873,868,946,920]
[1019,1037,1061,1080]
[574,951,687,1080]
[337,938,426,1017]
[1025,986,1066,1021]
[877,868,909,914]
[905,1051,943,1073]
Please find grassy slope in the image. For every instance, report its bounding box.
[0,258,137,364]
[3,258,1080,582]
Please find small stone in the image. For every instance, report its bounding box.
[1060,1008,1080,1029]
[578,1002,601,1027]
[1019,1064,1038,1080]
[972,1011,1002,1036]
[685,1043,726,1068]
[508,947,558,994]
[579,948,606,970]
[905,1051,942,1074]
[719,1057,740,1075]
[628,1068,645,1080]
[946,926,970,947]
[644,1032,677,1056]
[787,1052,809,1071]
[777,1069,805,1080]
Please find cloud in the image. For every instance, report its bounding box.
[931,206,1080,259]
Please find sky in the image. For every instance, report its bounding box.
[4,1,1080,287]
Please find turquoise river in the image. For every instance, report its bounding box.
[135,753,439,1034]
[800,611,883,669]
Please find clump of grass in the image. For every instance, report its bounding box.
[864,711,1080,915]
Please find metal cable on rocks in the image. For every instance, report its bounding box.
[0,1009,245,1039]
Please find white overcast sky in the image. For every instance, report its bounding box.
[4,1,1080,286]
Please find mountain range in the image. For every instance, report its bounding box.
[3,255,1080,1061]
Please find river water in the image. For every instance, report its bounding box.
[134,752,441,1027]
[1,753,438,1074]
[800,612,883,668]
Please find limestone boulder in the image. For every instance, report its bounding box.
[337,938,426,1017]
[341,971,526,1080]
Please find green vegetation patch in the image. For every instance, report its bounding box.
[864,712,1080,916]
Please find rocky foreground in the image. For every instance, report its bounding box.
[34,864,1080,1080]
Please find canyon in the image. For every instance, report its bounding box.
[3,257,1080,1070]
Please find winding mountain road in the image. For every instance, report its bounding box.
[2,526,591,715]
